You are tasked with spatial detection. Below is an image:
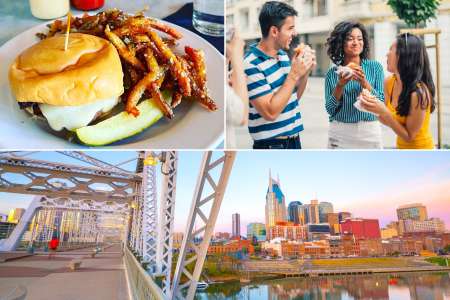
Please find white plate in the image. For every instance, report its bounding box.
[0,15,224,149]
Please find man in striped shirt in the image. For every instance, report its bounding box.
[244,1,315,149]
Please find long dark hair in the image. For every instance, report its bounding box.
[396,33,435,116]
[326,21,370,66]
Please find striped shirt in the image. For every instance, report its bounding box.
[244,45,303,141]
[325,59,385,123]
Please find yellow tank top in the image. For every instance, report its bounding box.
[385,75,434,149]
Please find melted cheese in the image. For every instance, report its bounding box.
[39,97,120,131]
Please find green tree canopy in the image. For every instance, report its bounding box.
[387,0,440,28]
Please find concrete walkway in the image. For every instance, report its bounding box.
[0,244,129,300]
[232,77,450,149]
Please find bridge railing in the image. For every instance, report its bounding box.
[123,246,165,300]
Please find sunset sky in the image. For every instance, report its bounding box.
[1,151,449,235]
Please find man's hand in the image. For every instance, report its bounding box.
[289,51,314,81]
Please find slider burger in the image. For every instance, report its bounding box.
[9,33,123,132]
[336,62,360,78]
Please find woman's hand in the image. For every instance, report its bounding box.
[360,92,389,117]
[337,71,352,87]
[353,68,372,90]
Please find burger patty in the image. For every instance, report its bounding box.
[18,102,43,116]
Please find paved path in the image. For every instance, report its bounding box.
[0,244,129,300]
[233,77,450,149]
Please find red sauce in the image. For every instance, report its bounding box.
[71,0,105,10]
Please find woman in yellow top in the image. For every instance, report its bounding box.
[360,33,435,149]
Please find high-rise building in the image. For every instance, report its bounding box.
[399,218,445,234]
[247,222,266,242]
[288,201,302,224]
[338,212,352,223]
[308,200,320,224]
[265,170,287,228]
[396,203,428,221]
[7,208,26,224]
[318,202,333,223]
[297,205,307,225]
[232,213,240,238]
[326,212,340,234]
[340,218,381,239]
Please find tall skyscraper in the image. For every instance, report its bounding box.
[297,205,307,225]
[396,203,428,221]
[308,200,320,224]
[7,208,26,224]
[288,201,302,224]
[318,202,333,223]
[265,170,287,228]
[232,213,240,238]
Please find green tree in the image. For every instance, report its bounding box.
[444,244,450,253]
[387,0,441,28]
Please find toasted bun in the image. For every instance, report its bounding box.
[9,33,123,106]
[346,62,360,70]
[295,43,305,55]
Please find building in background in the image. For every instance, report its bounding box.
[215,232,231,240]
[308,199,320,224]
[208,237,254,256]
[399,218,446,234]
[265,170,287,229]
[247,222,266,242]
[318,201,333,223]
[7,208,25,224]
[287,201,302,224]
[326,212,340,234]
[232,213,241,238]
[173,232,184,249]
[381,227,398,239]
[340,218,381,239]
[306,223,331,240]
[0,213,8,222]
[397,203,428,221]
[267,221,306,241]
[226,0,450,86]
[338,212,352,223]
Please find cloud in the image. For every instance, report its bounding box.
[345,179,450,228]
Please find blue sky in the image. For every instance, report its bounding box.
[1,151,449,235]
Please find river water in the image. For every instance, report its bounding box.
[196,272,450,299]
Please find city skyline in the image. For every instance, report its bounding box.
[1,151,450,235]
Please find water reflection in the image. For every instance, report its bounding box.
[196,272,450,300]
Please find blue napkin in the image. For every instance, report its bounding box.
[163,3,223,54]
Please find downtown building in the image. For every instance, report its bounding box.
[7,208,25,224]
[397,203,428,221]
[265,170,287,228]
[247,222,266,242]
[340,218,381,239]
[267,221,307,241]
[396,203,446,235]
[232,213,241,238]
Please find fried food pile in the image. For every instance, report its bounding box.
[38,9,217,119]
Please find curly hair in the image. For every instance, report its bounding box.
[326,21,370,66]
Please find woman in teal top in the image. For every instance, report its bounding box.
[325,21,385,149]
